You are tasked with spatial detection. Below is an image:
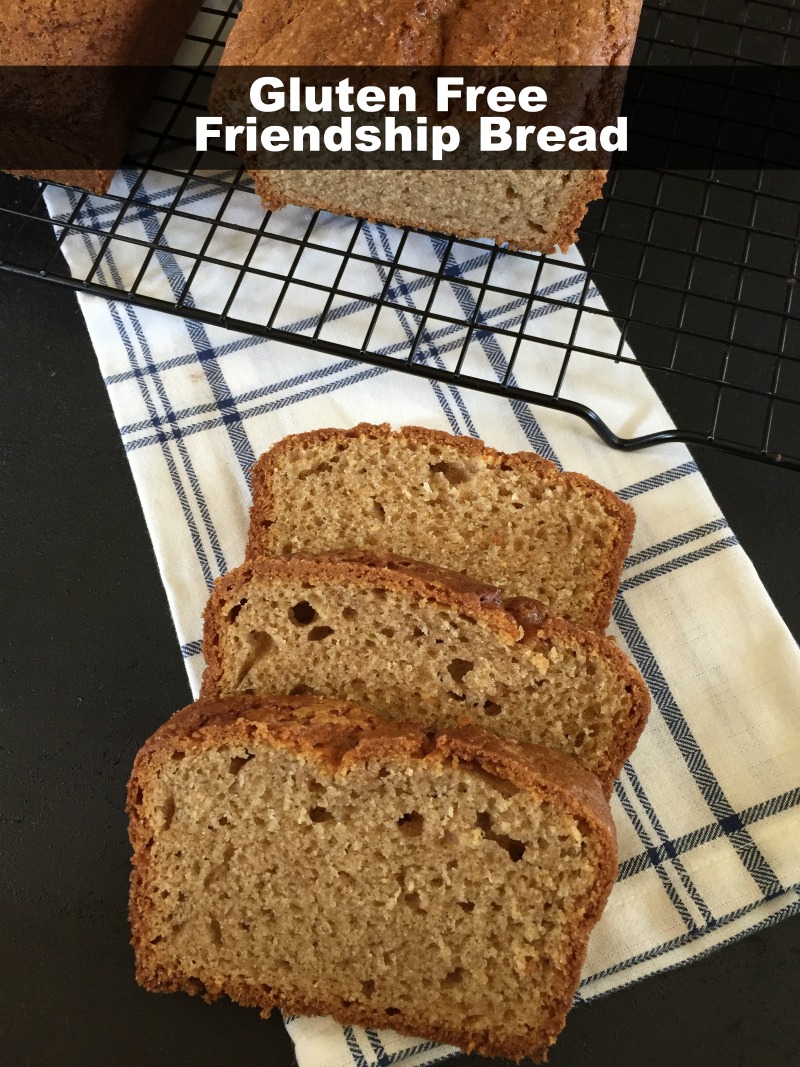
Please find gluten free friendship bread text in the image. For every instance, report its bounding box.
[201,551,649,793]
[128,693,618,1062]
[247,423,635,631]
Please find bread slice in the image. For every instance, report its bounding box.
[201,552,649,792]
[127,693,618,1061]
[247,424,635,631]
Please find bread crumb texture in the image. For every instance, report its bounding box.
[248,424,635,631]
[201,553,649,792]
[128,694,617,1062]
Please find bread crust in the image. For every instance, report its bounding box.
[200,549,650,793]
[247,423,636,632]
[128,693,617,1062]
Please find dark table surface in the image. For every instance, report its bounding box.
[2,195,799,1066]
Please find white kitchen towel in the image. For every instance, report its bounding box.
[40,14,800,1065]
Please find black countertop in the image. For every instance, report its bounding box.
[2,212,799,1066]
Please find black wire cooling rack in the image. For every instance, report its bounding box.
[0,0,798,471]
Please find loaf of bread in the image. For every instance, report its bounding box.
[247,423,634,631]
[0,1,202,193]
[210,0,643,252]
[128,692,618,1061]
[201,551,649,791]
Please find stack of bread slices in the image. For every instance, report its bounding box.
[128,423,650,1062]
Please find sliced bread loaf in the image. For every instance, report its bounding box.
[127,693,617,1061]
[201,552,649,791]
[247,424,634,631]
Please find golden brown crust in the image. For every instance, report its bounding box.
[216,0,638,69]
[128,693,617,1061]
[247,423,636,631]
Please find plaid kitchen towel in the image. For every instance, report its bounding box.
[40,19,800,1067]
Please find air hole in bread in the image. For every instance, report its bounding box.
[483,700,502,717]
[298,463,327,480]
[171,751,184,762]
[429,460,471,486]
[373,500,386,522]
[397,811,424,835]
[234,631,276,686]
[309,806,334,823]
[411,626,425,638]
[209,917,222,947]
[458,900,475,913]
[289,684,317,696]
[361,979,376,996]
[380,626,395,638]
[448,690,467,703]
[227,598,247,624]
[385,1007,400,1016]
[289,601,317,625]
[476,811,526,862]
[308,626,335,641]
[447,658,474,686]
[404,891,423,911]
[472,768,520,799]
[229,752,255,776]
[444,967,466,987]
[342,606,358,620]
